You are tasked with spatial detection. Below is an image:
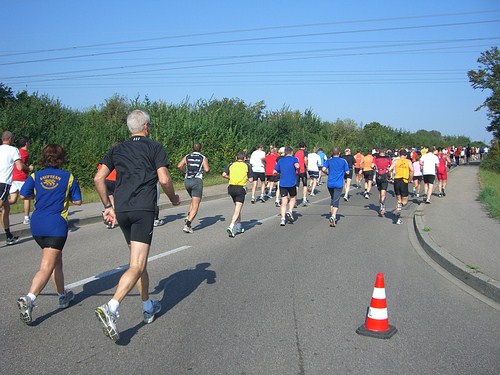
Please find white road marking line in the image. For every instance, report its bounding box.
[65,245,192,289]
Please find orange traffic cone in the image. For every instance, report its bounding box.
[356,272,397,339]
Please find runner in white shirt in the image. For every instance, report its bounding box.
[249,144,266,203]
[0,131,30,245]
[419,147,440,204]
[307,147,322,196]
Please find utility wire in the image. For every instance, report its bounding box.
[1,9,498,58]
[1,19,499,66]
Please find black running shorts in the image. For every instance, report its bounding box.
[423,174,435,184]
[116,210,155,245]
[228,185,246,203]
[33,236,67,251]
[393,178,409,197]
[280,186,297,198]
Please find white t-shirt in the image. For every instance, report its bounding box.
[307,152,322,172]
[0,144,21,185]
[249,149,266,173]
[420,152,439,176]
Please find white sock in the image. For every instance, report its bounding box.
[142,299,153,312]
[108,299,120,314]
[27,293,36,302]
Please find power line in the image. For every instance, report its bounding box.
[1,9,499,58]
[2,37,497,81]
[1,19,499,66]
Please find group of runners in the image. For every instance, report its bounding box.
[6,109,459,341]
[221,143,457,232]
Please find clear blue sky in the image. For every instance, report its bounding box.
[1,1,499,143]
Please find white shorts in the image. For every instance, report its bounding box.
[9,181,25,194]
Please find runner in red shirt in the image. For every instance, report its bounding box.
[9,137,33,225]
[372,148,392,215]
[264,147,280,200]
[436,147,451,197]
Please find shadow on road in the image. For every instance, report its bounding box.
[195,214,225,230]
[115,262,216,345]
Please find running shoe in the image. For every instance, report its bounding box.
[143,300,162,324]
[364,193,369,199]
[153,219,165,227]
[95,304,119,341]
[285,211,294,223]
[343,195,349,202]
[416,193,420,198]
[275,201,281,207]
[17,296,34,325]
[310,192,316,196]
[23,218,30,225]
[396,218,402,225]
[183,224,193,234]
[380,205,385,216]
[329,216,337,227]
[442,189,446,196]
[280,218,286,226]
[302,199,308,207]
[425,200,431,204]
[260,195,266,203]
[6,236,19,246]
[438,193,443,198]
[58,289,74,309]
[235,224,245,234]
[226,226,235,238]
[251,197,256,204]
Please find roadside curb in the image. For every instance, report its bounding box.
[413,212,500,304]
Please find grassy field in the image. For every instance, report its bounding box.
[478,168,500,220]
[6,175,227,215]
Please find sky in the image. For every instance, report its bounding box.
[1,1,499,143]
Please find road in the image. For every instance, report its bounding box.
[1,185,499,375]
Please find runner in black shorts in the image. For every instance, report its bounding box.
[94,109,181,341]
[223,151,253,237]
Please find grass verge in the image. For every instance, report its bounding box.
[478,168,500,220]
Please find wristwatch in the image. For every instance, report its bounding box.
[104,203,113,209]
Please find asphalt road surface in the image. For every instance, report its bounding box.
[1,186,499,375]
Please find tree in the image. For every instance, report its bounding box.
[468,47,500,141]
[0,83,14,107]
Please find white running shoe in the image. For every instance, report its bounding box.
[227,226,235,238]
[6,236,19,246]
[23,217,30,225]
[280,218,286,226]
[183,224,193,234]
[95,304,119,341]
[17,296,34,325]
[329,216,337,227]
[154,219,165,227]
